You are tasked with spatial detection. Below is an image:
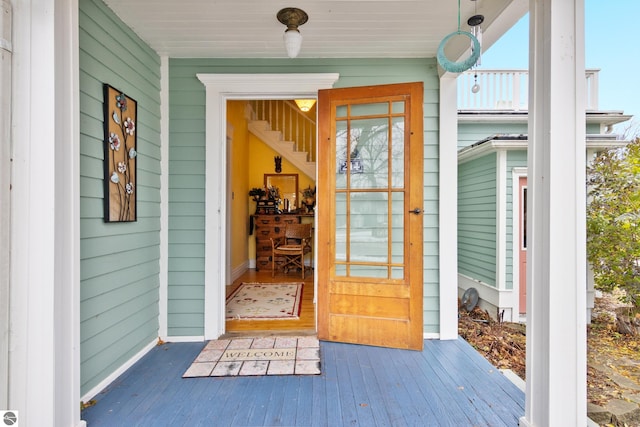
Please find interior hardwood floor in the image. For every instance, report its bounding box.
[223,268,316,337]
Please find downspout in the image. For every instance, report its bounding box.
[0,0,11,410]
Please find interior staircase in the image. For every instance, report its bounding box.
[247,100,316,180]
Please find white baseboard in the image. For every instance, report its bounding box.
[81,336,208,403]
[230,262,248,283]
[519,417,532,427]
[500,369,526,392]
[80,338,157,403]
[161,335,205,343]
[423,332,440,340]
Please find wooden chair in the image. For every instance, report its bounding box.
[270,223,312,279]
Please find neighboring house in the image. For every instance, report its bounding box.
[456,69,632,322]
[0,0,597,425]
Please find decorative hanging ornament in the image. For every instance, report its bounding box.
[437,31,480,73]
[471,73,480,93]
[436,0,481,73]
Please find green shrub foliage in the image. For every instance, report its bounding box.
[587,138,640,307]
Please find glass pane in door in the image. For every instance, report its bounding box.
[333,100,407,281]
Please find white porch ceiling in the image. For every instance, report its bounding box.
[101,0,528,60]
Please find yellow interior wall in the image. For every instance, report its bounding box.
[247,133,316,262]
[227,101,250,274]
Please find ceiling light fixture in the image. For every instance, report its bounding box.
[277,7,308,58]
[294,99,316,112]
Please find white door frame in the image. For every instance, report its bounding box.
[511,167,527,318]
[196,73,340,339]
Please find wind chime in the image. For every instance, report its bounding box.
[468,0,484,93]
[436,0,484,93]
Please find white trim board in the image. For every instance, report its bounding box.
[458,273,517,322]
[80,339,157,404]
[159,55,170,338]
[438,75,459,340]
[196,73,340,340]
[511,167,527,318]
[80,336,211,405]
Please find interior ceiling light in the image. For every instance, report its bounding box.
[294,99,316,112]
[277,7,308,58]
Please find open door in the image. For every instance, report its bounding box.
[317,82,424,350]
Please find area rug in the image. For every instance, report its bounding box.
[226,282,303,320]
[183,336,321,377]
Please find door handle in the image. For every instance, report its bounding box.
[409,208,422,215]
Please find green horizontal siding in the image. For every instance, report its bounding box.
[168,57,441,336]
[458,153,498,286]
[79,0,161,396]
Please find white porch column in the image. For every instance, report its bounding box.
[159,55,170,339]
[0,0,11,409]
[10,0,81,426]
[521,0,587,426]
[438,75,458,340]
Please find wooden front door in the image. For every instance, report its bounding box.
[317,82,424,350]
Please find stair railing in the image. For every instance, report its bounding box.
[249,100,317,162]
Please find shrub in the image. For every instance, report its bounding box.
[587,138,640,307]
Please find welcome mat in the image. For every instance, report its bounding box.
[183,336,321,377]
[226,282,303,320]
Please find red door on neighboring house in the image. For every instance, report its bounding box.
[519,177,527,315]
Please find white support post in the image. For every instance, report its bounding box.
[10,0,82,425]
[521,0,587,426]
[159,55,169,339]
[438,75,458,340]
[0,0,11,409]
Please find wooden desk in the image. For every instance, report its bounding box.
[252,213,314,271]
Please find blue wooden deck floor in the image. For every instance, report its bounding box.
[81,338,524,426]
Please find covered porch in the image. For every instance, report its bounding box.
[81,338,524,426]
[4,0,591,425]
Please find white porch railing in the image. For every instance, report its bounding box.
[249,100,316,162]
[458,69,600,111]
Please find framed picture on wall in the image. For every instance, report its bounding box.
[103,84,137,222]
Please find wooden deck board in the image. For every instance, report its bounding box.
[365,345,438,424]
[81,339,525,426]
[261,376,288,425]
[280,375,302,426]
[294,376,314,426]
[334,342,364,426]
[316,336,343,427]
[418,348,483,425]
[427,342,507,425]
[310,363,328,426]
[431,340,524,422]
[238,376,272,426]
[354,348,402,425]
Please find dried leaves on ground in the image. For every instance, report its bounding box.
[458,307,526,380]
[458,294,640,408]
